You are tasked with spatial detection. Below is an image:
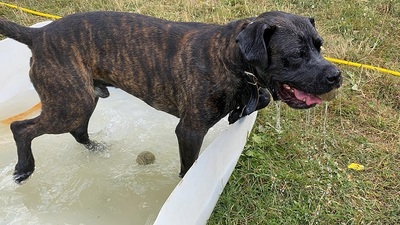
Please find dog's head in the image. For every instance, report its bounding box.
[236,11,341,109]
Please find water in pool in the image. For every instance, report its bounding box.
[0,88,229,225]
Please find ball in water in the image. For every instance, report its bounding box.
[136,151,156,165]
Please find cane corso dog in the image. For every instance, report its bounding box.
[0,11,341,183]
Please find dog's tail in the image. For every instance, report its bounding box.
[0,18,36,46]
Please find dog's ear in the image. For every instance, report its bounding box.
[236,22,276,68]
[309,17,315,27]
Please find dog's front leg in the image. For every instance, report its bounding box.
[175,119,208,178]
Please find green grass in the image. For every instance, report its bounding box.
[1,0,399,224]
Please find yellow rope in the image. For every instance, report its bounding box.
[0,2,61,20]
[324,57,400,77]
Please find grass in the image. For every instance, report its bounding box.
[1,0,399,224]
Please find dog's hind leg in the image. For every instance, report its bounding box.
[69,97,99,151]
[12,97,98,183]
[71,81,110,150]
[12,98,98,183]
[11,118,44,183]
[11,65,98,183]
[70,119,96,150]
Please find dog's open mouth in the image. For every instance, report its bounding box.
[276,84,335,109]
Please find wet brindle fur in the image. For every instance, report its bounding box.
[0,11,341,183]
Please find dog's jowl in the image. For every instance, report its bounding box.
[0,11,341,183]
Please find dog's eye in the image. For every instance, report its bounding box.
[284,54,302,68]
[313,39,323,52]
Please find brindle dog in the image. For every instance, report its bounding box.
[0,11,341,184]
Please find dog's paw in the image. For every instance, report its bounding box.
[13,170,33,184]
[85,140,106,152]
[13,160,35,184]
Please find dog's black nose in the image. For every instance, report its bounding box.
[326,70,341,85]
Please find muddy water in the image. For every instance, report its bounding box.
[0,88,229,225]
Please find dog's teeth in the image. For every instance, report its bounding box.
[283,84,291,90]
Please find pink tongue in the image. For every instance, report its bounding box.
[294,89,322,106]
